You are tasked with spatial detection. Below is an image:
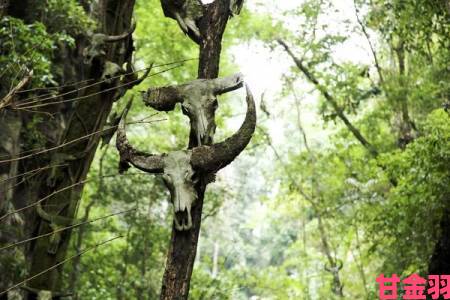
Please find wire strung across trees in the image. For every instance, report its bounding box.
[0,172,145,222]
[0,235,123,297]
[0,57,197,111]
[0,207,136,252]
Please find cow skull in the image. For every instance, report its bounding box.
[141,73,244,145]
[117,84,256,230]
[162,150,198,230]
[160,0,204,44]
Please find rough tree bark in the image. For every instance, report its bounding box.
[159,1,232,299]
[1,1,138,298]
[25,1,136,297]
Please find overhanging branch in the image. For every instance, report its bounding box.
[277,39,379,158]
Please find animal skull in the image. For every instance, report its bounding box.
[117,84,256,230]
[161,150,198,230]
[142,73,244,145]
[160,0,204,43]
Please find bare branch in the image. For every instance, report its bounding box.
[277,39,379,158]
[352,0,384,83]
[0,70,33,110]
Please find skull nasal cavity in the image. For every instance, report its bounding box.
[175,208,189,225]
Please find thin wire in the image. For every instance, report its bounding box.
[0,164,67,184]
[0,235,123,296]
[15,64,183,110]
[0,126,114,165]
[14,58,195,107]
[0,179,90,223]
[15,66,152,106]
[16,57,197,94]
[0,208,135,252]
[0,173,142,222]
[0,114,165,164]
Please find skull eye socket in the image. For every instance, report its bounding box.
[191,172,199,184]
[211,99,218,109]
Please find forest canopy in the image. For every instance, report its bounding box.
[0,0,449,299]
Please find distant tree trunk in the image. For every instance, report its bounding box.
[159,1,231,299]
[212,241,219,278]
[394,42,416,148]
[68,146,108,299]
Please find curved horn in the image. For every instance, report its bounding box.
[105,22,137,42]
[116,99,164,174]
[191,84,256,172]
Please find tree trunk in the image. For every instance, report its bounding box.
[159,1,231,299]
[0,110,23,299]
[3,1,138,298]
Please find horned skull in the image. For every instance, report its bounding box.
[117,84,256,230]
[142,73,244,145]
[160,0,204,44]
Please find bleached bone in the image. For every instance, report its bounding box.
[117,85,255,230]
[160,0,203,44]
[142,72,244,145]
[229,0,244,16]
[83,23,136,63]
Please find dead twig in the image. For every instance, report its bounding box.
[0,70,33,110]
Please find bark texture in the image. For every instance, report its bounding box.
[26,1,136,296]
[1,1,137,298]
[159,1,231,299]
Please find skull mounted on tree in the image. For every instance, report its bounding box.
[116,83,255,230]
[141,72,244,145]
[160,0,244,44]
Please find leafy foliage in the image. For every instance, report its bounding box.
[0,16,56,89]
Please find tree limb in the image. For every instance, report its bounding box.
[277,39,379,158]
[0,70,33,110]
